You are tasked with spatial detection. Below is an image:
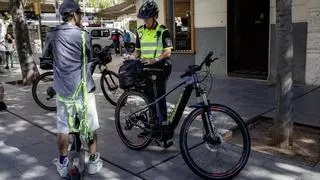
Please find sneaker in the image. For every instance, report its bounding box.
[88,152,103,175]
[53,157,69,178]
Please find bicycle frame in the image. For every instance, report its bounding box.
[129,71,211,132]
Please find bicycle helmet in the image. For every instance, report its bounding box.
[137,0,159,19]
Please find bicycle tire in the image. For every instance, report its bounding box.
[180,104,250,179]
[69,133,85,180]
[100,70,123,106]
[32,71,56,111]
[115,90,153,150]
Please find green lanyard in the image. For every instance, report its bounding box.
[57,31,92,141]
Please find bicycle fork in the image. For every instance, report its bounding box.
[200,93,219,139]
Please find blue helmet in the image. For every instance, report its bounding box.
[137,0,159,19]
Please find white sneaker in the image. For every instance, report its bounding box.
[88,152,103,174]
[53,157,69,178]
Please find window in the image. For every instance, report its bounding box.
[91,30,101,37]
[102,29,110,37]
[165,0,194,53]
[91,29,110,37]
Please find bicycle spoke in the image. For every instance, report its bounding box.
[180,106,250,179]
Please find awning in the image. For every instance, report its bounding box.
[98,0,136,20]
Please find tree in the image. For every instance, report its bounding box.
[88,0,113,9]
[273,0,293,148]
[88,0,125,9]
[10,0,40,85]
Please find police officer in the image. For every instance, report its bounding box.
[132,0,173,138]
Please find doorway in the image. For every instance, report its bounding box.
[227,0,270,79]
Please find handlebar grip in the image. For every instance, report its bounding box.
[205,51,214,60]
[210,57,219,62]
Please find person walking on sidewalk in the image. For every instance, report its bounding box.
[123,30,131,53]
[111,29,121,55]
[43,0,102,177]
[130,0,173,139]
[4,33,15,69]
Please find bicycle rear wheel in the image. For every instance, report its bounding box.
[115,90,154,150]
[100,70,123,106]
[180,104,250,179]
[68,133,85,180]
[32,71,56,111]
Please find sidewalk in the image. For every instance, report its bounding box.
[0,55,319,179]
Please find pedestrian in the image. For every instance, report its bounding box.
[42,0,103,177]
[4,33,14,69]
[123,30,131,53]
[111,29,121,55]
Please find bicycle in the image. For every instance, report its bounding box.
[115,52,251,179]
[32,45,123,111]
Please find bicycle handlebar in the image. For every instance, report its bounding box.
[180,51,218,78]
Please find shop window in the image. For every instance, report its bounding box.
[166,0,194,53]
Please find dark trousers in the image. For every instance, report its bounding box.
[124,42,130,53]
[144,59,172,125]
[113,41,120,54]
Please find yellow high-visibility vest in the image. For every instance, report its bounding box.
[136,24,166,59]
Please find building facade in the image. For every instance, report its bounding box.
[135,0,320,85]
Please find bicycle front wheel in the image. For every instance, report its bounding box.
[100,70,123,106]
[180,104,250,179]
[32,71,56,111]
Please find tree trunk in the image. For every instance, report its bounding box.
[10,0,39,85]
[273,0,294,148]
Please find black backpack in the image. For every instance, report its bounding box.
[118,60,144,89]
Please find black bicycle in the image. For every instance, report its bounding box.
[115,52,251,179]
[32,45,123,111]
